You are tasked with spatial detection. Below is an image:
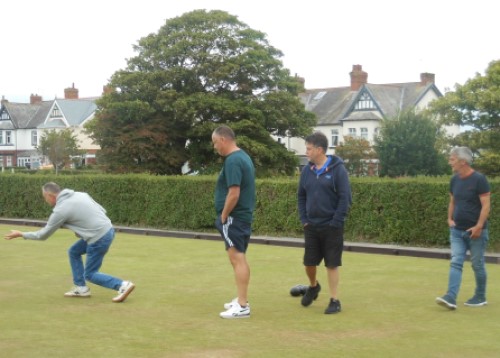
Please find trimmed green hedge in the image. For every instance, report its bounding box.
[0,174,497,250]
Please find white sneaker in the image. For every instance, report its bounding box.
[220,302,250,319]
[112,281,135,303]
[64,286,91,297]
[223,297,250,310]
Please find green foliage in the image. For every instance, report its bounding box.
[375,109,449,177]
[428,59,500,176]
[37,129,82,174]
[335,137,378,176]
[88,9,315,176]
[1,174,498,250]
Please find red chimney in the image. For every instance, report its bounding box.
[30,93,43,104]
[350,65,368,91]
[420,73,435,86]
[64,83,79,99]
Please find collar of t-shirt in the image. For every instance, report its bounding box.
[312,156,332,176]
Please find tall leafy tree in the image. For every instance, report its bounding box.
[428,60,500,176]
[335,137,378,176]
[374,109,448,177]
[88,10,315,175]
[37,129,81,174]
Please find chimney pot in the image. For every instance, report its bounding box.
[350,64,368,91]
[64,84,79,99]
[30,93,43,104]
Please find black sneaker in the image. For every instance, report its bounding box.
[324,298,341,314]
[290,284,308,297]
[301,282,321,306]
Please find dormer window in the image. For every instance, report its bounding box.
[51,105,61,118]
[0,111,9,120]
[354,92,375,110]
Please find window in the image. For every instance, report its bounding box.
[354,92,375,110]
[360,127,368,140]
[0,131,2,144]
[348,128,357,137]
[1,111,9,120]
[5,130,12,144]
[331,129,339,147]
[18,157,31,167]
[31,130,37,146]
[51,105,61,118]
[313,91,326,100]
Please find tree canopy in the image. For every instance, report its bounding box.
[374,109,448,177]
[37,129,81,174]
[88,9,315,176]
[335,137,378,176]
[428,60,500,176]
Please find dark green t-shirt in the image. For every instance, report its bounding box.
[215,149,256,223]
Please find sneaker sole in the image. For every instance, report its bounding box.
[464,301,488,307]
[64,293,91,298]
[220,314,250,319]
[112,284,135,303]
[436,297,457,310]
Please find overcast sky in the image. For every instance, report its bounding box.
[1,0,498,103]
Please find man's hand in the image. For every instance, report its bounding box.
[467,226,482,239]
[4,230,23,240]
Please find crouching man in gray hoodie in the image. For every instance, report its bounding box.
[4,182,135,303]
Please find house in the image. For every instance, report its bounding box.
[279,64,460,165]
[0,84,100,168]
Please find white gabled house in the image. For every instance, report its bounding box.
[0,84,100,169]
[277,65,459,165]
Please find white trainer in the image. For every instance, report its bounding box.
[112,281,135,303]
[223,298,250,310]
[64,286,91,297]
[220,302,250,319]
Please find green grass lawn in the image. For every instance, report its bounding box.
[1,224,499,358]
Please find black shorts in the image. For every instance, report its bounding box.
[215,215,251,253]
[303,225,344,267]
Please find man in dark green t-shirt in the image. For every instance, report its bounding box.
[212,125,255,319]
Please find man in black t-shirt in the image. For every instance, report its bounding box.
[436,147,491,310]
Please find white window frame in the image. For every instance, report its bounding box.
[331,129,339,147]
[360,127,368,140]
[31,130,38,146]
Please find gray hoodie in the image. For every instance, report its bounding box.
[23,189,113,244]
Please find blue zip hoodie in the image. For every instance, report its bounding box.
[298,155,352,228]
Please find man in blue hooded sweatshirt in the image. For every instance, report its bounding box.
[4,182,135,303]
[298,131,352,314]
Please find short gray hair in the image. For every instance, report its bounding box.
[42,182,61,195]
[450,146,473,165]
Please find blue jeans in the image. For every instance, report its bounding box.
[446,227,488,300]
[68,228,123,290]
